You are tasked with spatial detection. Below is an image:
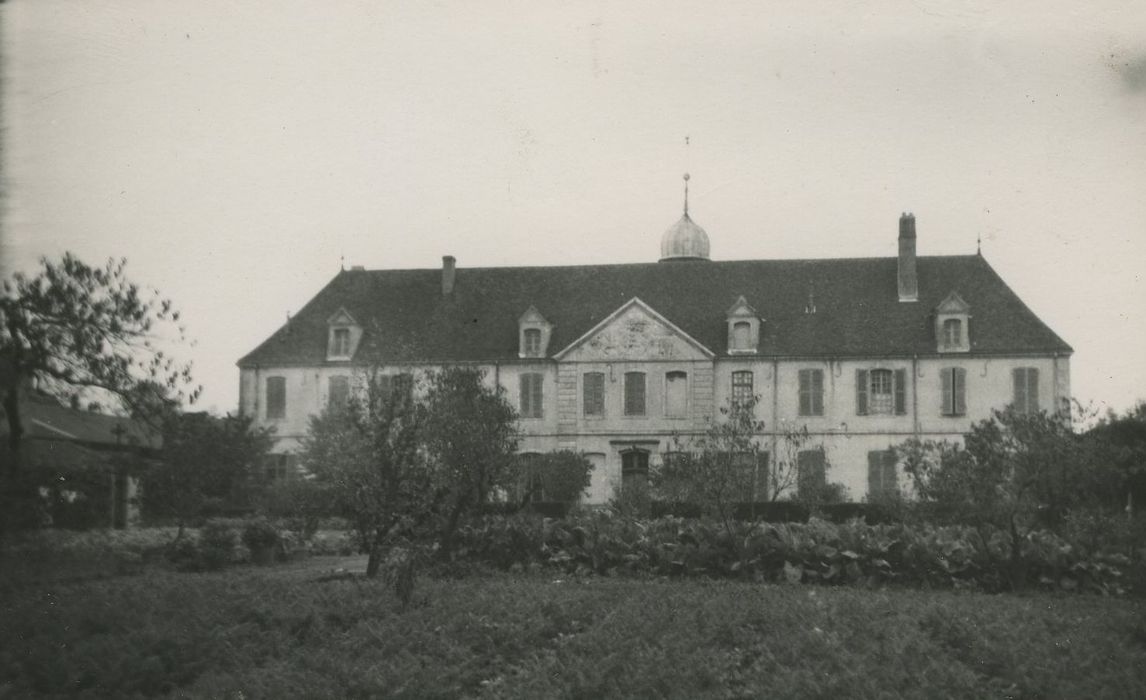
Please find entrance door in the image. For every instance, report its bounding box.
[621,449,650,495]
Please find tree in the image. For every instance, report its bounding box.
[1,254,199,532]
[142,412,274,537]
[1086,400,1146,515]
[299,372,426,577]
[515,451,594,508]
[421,366,519,556]
[897,406,1114,587]
[654,396,767,533]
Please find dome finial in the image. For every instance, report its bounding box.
[683,172,690,216]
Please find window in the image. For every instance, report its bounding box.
[942,319,962,348]
[520,373,544,419]
[329,328,351,357]
[517,453,545,502]
[731,370,754,409]
[867,450,898,499]
[797,450,826,499]
[265,454,292,482]
[583,372,605,417]
[665,371,688,418]
[523,328,542,357]
[941,367,966,416]
[621,449,650,494]
[856,369,906,416]
[798,369,824,416]
[1013,367,1039,414]
[265,376,286,420]
[374,373,413,408]
[732,452,770,501]
[328,375,350,411]
[731,321,752,350]
[624,372,646,416]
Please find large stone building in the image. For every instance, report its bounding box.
[237,185,1071,503]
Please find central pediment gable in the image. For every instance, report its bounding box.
[554,297,714,362]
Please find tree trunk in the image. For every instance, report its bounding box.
[366,541,383,578]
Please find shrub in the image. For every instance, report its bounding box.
[198,520,239,571]
[241,519,280,564]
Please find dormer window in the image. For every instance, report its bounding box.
[518,306,553,358]
[326,308,362,361]
[935,292,971,353]
[726,296,761,355]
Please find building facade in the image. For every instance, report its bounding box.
[237,197,1071,504]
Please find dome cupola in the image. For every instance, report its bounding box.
[659,174,711,262]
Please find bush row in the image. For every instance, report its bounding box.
[452,512,1138,594]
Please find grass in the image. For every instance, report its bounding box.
[2,555,1145,699]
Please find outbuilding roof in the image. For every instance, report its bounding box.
[238,255,1071,368]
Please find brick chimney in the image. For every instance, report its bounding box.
[442,255,456,296]
[898,213,918,302]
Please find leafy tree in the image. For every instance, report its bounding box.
[897,406,1115,587]
[299,372,426,577]
[515,451,594,506]
[421,366,520,556]
[142,412,274,537]
[654,396,767,534]
[1086,400,1146,514]
[1,254,198,532]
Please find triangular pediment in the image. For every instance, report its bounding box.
[327,307,359,327]
[518,305,548,325]
[936,291,971,314]
[726,295,759,318]
[554,298,714,362]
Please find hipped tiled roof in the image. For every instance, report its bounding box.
[238,255,1071,368]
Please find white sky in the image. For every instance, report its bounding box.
[3,0,1145,416]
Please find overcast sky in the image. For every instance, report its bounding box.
[3,0,1145,416]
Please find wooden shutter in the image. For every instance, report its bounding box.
[867,451,883,496]
[941,368,952,415]
[625,372,646,416]
[894,369,907,415]
[953,368,966,415]
[266,377,286,419]
[812,370,823,415]
[856,369,868,415]
[328,375,349,410]
[521,374,542,418]
[583,372,604,416]
[1026,369,1038,413]
[798,370,811,416]
[1013,368,1026,412]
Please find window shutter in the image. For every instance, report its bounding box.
[812,370,824,415]
[941,369,953,416]
[1013,368,1026,412]
[954,368,966,415]
[856,369,868,415]
[798,370,810,416]
[867,451,882,496]
[1027,369,1039,413]
[625,372,646,416]
[894,369,907,415]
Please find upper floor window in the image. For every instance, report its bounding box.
[798,369,824,416]
[726,296,761,354]
[265,376,286,420]
[520,373,544,419]
[1013,367,1039,414]
[731,370,754,409]
[941,367,966,416]
[942,319,962,347]
[326,308,361,360]
[624,372,646,416]
[518,306,552,358]
[867,450,898,499]
[373,373,413,409]
[856,368,906,416]
[935,291,971,353]
[328,375,350,411]
[665,371,688,418]
[583,372,605,417]
[523,329,542,356]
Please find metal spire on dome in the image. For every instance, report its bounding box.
[683,173,690,216]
